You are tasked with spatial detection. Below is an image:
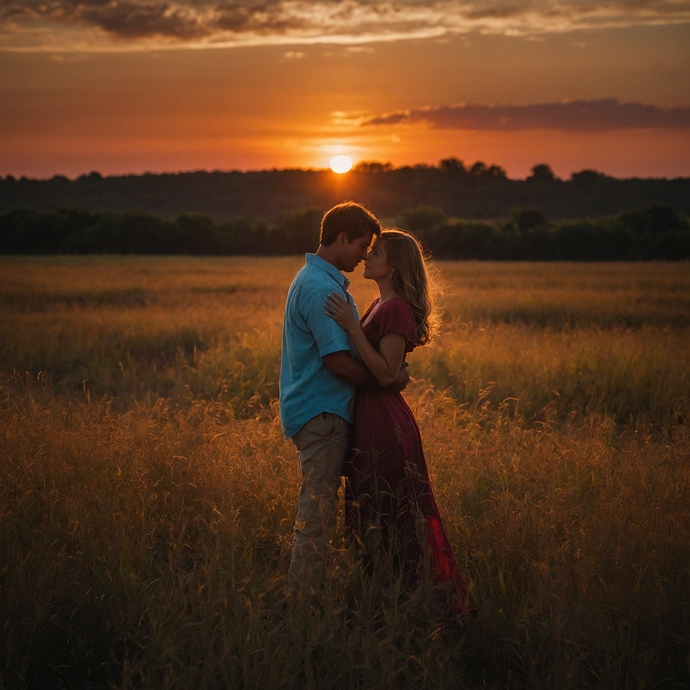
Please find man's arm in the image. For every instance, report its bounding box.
[323,351,377,386]
[323,351,410,390]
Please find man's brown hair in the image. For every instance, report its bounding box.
[319,201,381,246]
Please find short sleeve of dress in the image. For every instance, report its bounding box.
[377,298,417,348]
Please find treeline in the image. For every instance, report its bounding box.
[2,163,690,221]
[1,204,689,261]
[0,207,323,256]
[401,204,690,261]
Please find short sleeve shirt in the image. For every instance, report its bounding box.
[279,254,360,439]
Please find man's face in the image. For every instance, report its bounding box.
[336,231,374,273]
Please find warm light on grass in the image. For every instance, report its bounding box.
[330,155,352,173]
[1,258,690,689]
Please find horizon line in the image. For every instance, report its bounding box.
[3,165,689,183]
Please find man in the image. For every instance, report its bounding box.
[279,201,406,594]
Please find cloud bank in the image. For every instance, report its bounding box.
[1,0,690,50]
[361,99,690,131]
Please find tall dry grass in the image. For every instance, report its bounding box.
[1,256,689,689]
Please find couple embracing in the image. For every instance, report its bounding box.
[279,201,475,617]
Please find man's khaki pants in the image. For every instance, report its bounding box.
[288,412,352,590]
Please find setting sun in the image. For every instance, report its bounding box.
[330,155,353,174]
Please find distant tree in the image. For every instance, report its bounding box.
[654,231,690,260]
[486,165,508,179]
[511,208,548,234]
[521,225,558,261]
[59,207,103,236]
[424,220,495,259]
[479,228,524,260]
[570,169,610,184]
[527,164,558,183]
[617,204,688,235]
[397,206,447,240]
[61,210,181,254]
[439,157,467,174]
[353,161,392,173]
[0,208,65,253]
[176,213,215,234]
[271,208,323,254]
[555,220,620,261]
[469,161,487,177]
[175,213,222,254]
[77,171,103,181]
[217,216,269,254]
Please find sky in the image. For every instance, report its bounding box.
[1,0,689,180]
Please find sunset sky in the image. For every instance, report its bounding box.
[1,0,689,180]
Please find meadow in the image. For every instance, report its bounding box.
[1,256,689,689]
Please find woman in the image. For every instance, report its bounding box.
[325,229,476,617]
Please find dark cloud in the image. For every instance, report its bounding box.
[215,2,305,34]
[80,2,208,40]
[362,99,690,131]
[1,0,690,45]
[1,0,211,40]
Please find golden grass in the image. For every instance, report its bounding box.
[1,256,689,689]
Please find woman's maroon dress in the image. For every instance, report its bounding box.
[346,296,476,616]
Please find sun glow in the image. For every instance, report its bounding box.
[330,155,353,173]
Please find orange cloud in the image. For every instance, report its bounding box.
[362,100,690,131]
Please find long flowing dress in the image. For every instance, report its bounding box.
[345,296,476,617]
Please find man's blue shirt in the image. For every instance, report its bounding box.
[280,253,359,439]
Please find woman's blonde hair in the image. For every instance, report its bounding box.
[380,228,442,346]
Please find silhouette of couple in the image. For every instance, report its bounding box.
[279,201,475,617]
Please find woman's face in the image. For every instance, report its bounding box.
[363,238,392,281]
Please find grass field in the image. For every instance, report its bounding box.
[1,256,689,689]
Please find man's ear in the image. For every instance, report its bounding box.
[337,232,348,246]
